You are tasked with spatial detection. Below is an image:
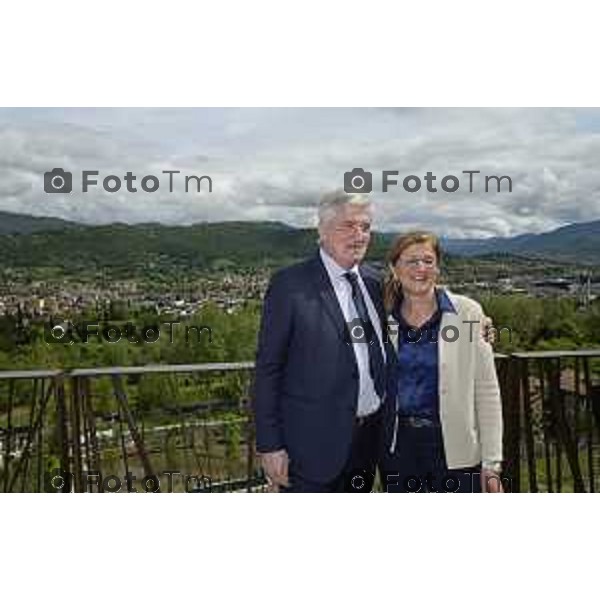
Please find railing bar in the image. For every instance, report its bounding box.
[550,358,586,492]
[521,359,538,492]
[82,377,102,491]
[572,357,580,472]
[3,380,15,493]
[503,357,521,492]
[583,358,595,493]
[8,379,55,492]
[111,374,157,487]
[553,359,562,493]
[117,404,130,493]
[54,375,70,492]
[538,359,553,493]
[71,378,84,493]
[36,379,45,493]
[21,378,39,493]
[86,377,101,473]
[80,380,95,487]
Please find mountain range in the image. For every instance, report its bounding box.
[0,210,598,267]
[441,220,600,263]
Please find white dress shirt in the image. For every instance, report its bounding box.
[319,247,385,417]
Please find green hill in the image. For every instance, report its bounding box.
[0,220,392,270]
[0,212,599,271]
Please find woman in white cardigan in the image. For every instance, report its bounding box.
[380,231,504,493]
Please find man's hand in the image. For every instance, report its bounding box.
[260,449,289,492]
[482,315,496,345]
[480,469,504,493]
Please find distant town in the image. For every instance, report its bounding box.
[2,257,599,327]
[0,212,599,326]
[0,267,269,324]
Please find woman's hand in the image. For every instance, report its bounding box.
[482,315,496,345]
[481,469,504,492]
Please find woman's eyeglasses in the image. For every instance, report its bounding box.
[398,257,437,269]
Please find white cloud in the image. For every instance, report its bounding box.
[0,107,595,237]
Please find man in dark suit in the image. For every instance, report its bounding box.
[253,190,394,492]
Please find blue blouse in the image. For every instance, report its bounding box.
[393,289,457,418]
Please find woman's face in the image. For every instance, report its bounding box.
[393,242,439,297]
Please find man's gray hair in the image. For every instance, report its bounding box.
[318,189,372,227]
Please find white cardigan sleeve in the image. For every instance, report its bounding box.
[472,305,503,463]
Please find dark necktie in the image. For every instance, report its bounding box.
[343,271,385,399]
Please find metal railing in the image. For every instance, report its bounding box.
[0,363,266,493]
[1,351,599,492]
[500,351,600,492]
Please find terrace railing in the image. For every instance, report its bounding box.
[1,351,599,492]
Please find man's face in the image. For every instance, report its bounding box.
[319,204,372,269]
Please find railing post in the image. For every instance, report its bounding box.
[3,380,15,493]
[503,356,522,493]
[547,358,586,492]
[70,376,84,493]
[111,374,157,488]
[520,358,538,492]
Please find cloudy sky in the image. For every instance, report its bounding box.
[0,107,597,238]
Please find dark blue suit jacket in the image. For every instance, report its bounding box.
[253,253,395,483]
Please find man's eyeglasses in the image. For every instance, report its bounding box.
[334,222,371,235]
[398,257,437,269]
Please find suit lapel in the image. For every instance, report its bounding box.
[311,254,352,343]
[311,255,388,349]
